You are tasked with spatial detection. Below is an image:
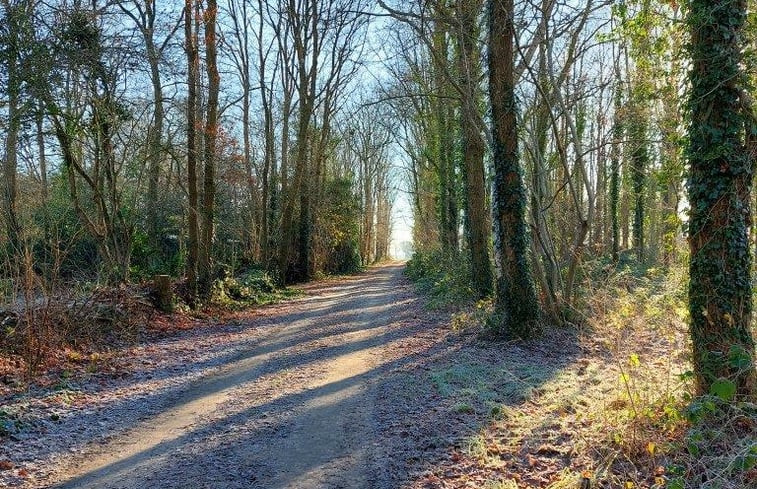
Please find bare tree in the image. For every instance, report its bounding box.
[185,0,200,302]
[116,0,182,257]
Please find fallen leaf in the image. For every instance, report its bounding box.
[527,454,538,467]
[646,441,656,456]
[0,461,13,471]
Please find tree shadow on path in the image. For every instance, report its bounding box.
[48,264,582,489]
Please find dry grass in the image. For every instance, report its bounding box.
[416,261,756,488]
[0,284,155,387]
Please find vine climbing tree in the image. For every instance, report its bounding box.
[686,0,756,397]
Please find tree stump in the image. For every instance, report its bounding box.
[152,275,174,313]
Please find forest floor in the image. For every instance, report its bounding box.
[0,263,733,488]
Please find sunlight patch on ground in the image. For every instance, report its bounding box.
[55,324,406,485]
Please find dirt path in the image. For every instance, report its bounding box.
[6,262,634,488]
[41,263,429,489]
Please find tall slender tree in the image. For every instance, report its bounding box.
[198,0,220,300]
[610,82,623,263]
[116,1,180,259]
[454,0,493,298]
[429,4,458,257]
[185,0,200,304]
[488,0,540,337]
[0,0,29,261]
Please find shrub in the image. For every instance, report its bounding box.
[319,178,363,275]
[129,230,183,280]
[211,268,289,308]
[405,250,476,309]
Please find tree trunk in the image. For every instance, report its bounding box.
[2,2,22,260]
[488,0,540,337]
[610,83,622,262]
[431,10,457,256]
[199,0,219,301]
[2,72,21,258]
[257,0,275,268]
[686,0,756,397]
[362,158,374,264]
[279,0,318,283]
[629,113,647,262]
[185,0,200,305]
[36,107,48,202]
[455,0,492,298]
[145,20,164,259]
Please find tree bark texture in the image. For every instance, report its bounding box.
[455,0,493,298]
[198,0,220,301]
[488,0,540,337]
[687,0,756,397]
[185,0,200,304]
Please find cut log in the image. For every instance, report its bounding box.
[152,275,174,313]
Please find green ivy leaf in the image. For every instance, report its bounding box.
[687,440,700,456]
[709,378,737,401]
[731,445,757,472]
[666,478,684,489]
[728,345,752,370]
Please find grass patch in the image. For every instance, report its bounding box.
[481,480,519,489]
[429,350,556,417]
[412,256,756,488]
[0,407,24,437]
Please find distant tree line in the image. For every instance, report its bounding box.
[0,0,395,307]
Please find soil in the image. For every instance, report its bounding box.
[1,264,461,488]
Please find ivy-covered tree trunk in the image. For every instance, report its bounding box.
[455,0,493,298]
[610,83,623,263]
[628,109,647,262]
[431,10,458,257]
[686,0,756,397]
[488,0,540,337]
[623,0,654,264]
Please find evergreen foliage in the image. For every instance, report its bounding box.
[686,0,756,397]
[487,0,541,338]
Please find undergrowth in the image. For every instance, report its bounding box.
[211,268,300,309]
[410,252,756,488]
[582,258,756,488]
[1,265,298,386]
[405,250,476,309]
[1,283,151,380]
